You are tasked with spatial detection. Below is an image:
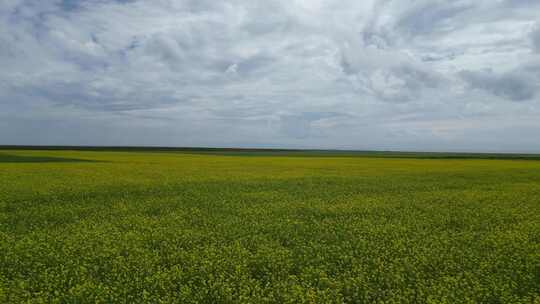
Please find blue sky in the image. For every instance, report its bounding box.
[1,0,540,152]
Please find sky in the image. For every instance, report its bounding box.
[1,0,540,152]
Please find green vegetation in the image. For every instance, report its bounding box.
[1,149,539,303]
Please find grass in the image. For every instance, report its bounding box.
[1,149,539,303]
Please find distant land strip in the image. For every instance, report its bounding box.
[1,145,540,160]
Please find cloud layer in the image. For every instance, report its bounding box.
[1,0,540,152]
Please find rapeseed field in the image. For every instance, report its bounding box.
[1,149,539,303]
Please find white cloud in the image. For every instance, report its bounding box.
[531,23,540,52]
[1,0,540,152]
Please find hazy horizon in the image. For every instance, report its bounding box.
[2,1,540,153]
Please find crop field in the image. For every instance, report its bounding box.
[1,148,539,303]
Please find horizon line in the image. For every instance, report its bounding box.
[1,145,540,156]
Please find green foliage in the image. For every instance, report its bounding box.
[1,150,539,303]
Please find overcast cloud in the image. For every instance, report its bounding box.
[1,0,540,152]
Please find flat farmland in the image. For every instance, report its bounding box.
[1,149,539,303]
